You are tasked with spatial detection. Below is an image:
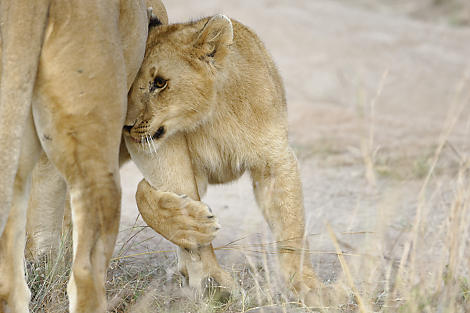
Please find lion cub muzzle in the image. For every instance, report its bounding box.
[123,121,165,144]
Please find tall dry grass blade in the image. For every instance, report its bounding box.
[260,241,274,305]
[396,72,470,295]
[438,163,470,312]
[245,253,264,308]
[111,249,174,262]
[243,302,303,312]
[326,222,370,313]
[361,69,389,188]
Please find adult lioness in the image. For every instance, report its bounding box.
[0,1,167,312]
[124,15,324,304]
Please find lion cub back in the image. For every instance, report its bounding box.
[216,18,288,128]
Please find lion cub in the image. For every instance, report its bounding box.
[124,15,323,303]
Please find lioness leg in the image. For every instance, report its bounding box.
[26,139,129,260]
[31,5,128,311]
[26,153,67,260]
[26,137,135,261]
[34,103,124,312]
[35,102,124,313]
[250,147,322,301]
[0,112,41,312]
[128,133,233,290]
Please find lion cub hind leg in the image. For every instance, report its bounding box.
[251,147,327,306]
[178,244,236,292]
[136,179,219,251]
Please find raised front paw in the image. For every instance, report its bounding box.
[136,179,220,250]
[159,193,221,249]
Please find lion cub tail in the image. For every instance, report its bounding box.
[0,0,50,235]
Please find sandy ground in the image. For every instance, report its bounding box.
[117,0,470,285]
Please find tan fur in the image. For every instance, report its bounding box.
[25,153,67,259]
[0,1,167,312]
[125,15,324,304]
[132,134,235,290]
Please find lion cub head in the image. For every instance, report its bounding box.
[125,15,233,148]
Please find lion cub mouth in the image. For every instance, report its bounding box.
[123,125,165,143]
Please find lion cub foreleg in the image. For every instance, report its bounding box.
[251,147,323,302]
[130,134,234,290]
[136,180,219,250]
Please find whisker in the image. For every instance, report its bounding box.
[142,135,148,153]
[145,135,152,154]
[147,135,155,155]
[148,136,152,154]
[150,136,158,156]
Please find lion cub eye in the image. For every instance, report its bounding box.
[150,76,167,92]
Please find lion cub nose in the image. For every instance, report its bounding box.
[123,125,133,133]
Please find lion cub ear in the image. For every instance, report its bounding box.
[194,14,233,63]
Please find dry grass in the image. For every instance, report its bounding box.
[27,232,71,312]
[26,155,470,312]
[26,80,470,313]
